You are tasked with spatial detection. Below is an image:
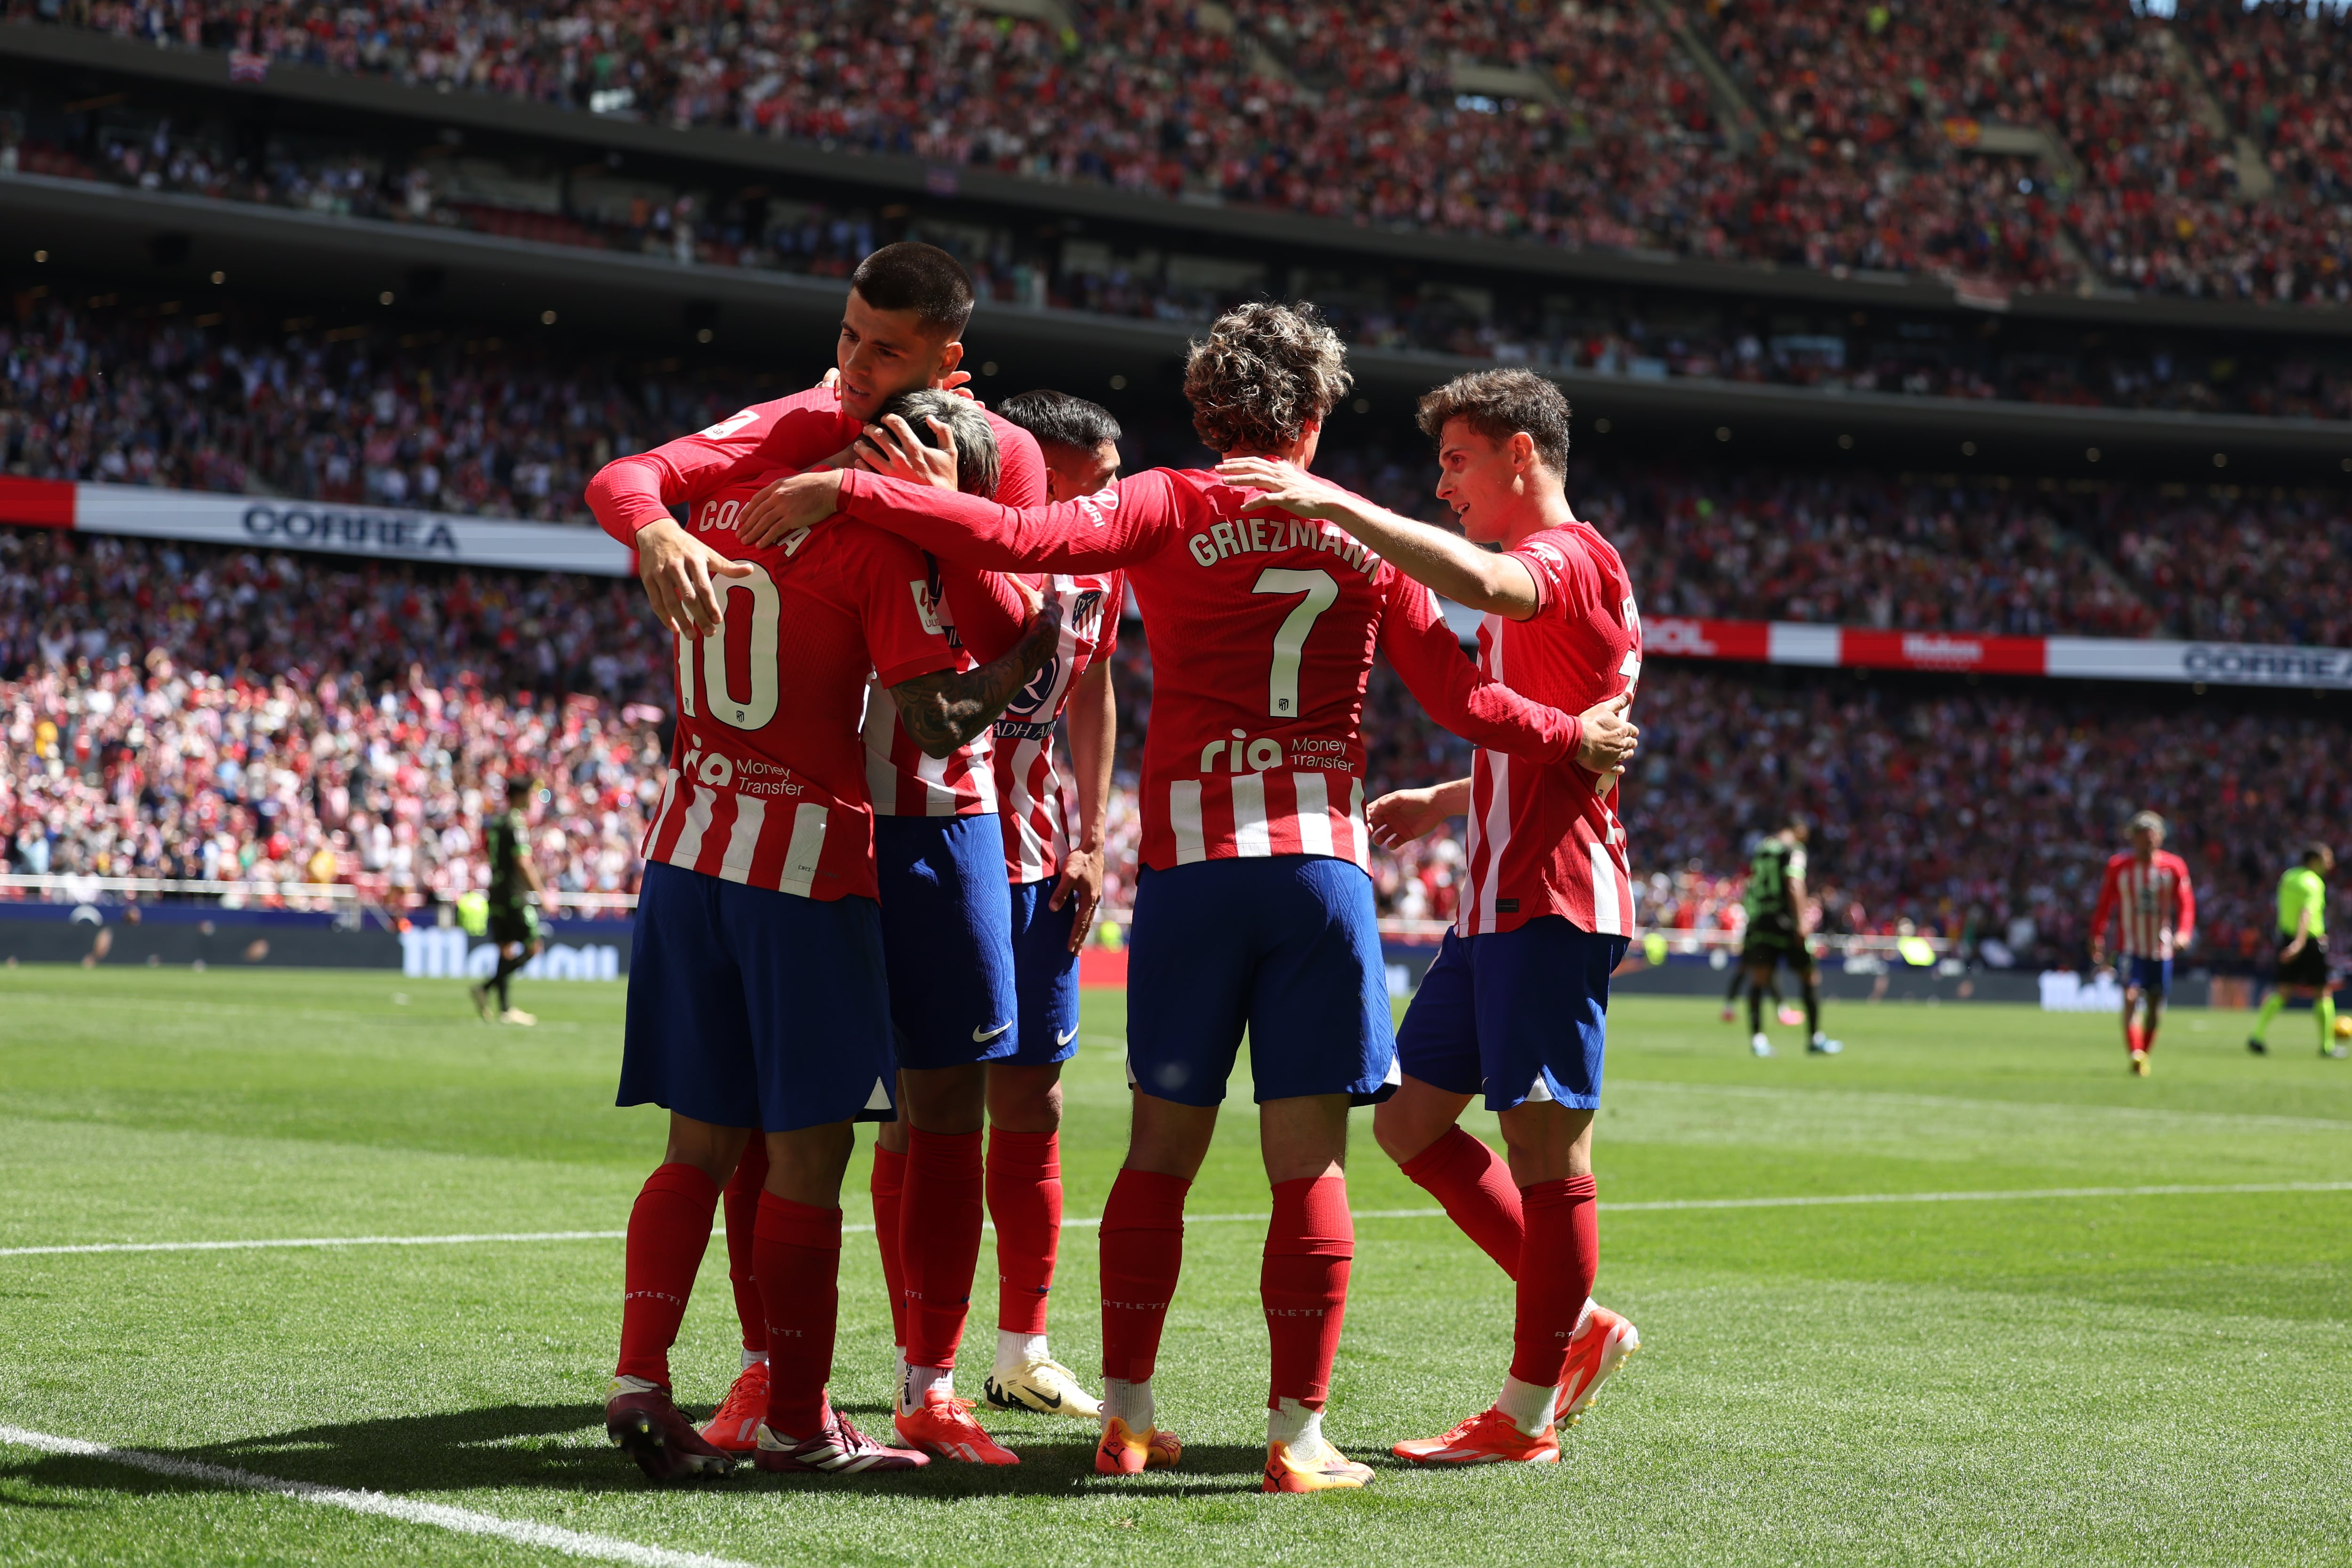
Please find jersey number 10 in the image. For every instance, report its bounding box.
[675,560,783,731]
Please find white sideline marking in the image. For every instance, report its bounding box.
[8,1181,2345,1261]
[0,1424,758,1568]
[0,1230,628,1259]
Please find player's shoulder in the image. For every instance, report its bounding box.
[2158,849,2192,872]
[2104,849,2137,871]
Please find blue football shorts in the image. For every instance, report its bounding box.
[1007,879,1083,1065]
[872,814,1021,1071]
[618,860,896,1132]
[1125,855,1398,1107]
[1395,916,1628,1113]
[2126,955,2173,998]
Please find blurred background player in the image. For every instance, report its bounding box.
[2247,843,2343,1060]
[1224,367,1645,1465]
[743,301,1590,1494]
[589,388,1063,1483]
[1741,818,1839,1058]
[593,245,1056,1467]
[2088,810,2194,1077]
[469,774,547,1026]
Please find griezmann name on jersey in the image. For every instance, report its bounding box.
[1457,523,1643,941]
[831,466,1581,874]
[618,471,958,901]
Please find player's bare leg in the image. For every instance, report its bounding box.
[608,1113,753,1482]
[981,1064,1098,1418]
[882,1063,1016,1461]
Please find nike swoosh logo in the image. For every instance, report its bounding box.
[973,1021,1013,1043]
[1056,1027,1079,1046]
[1033,1388,1063,1410]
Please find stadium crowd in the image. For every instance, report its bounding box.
[14,0,2352,302]
[0,525,669,907]
[4,523,2337,976]
[12,291,2352,648]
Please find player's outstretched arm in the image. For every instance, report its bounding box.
[1376,577,1630,768]
[1367,779,1472,849]
[1216,457,1542,619]
[888,594,1065,759]
[736,467,1173,570]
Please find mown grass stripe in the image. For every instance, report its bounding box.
[0,1423,758,1568]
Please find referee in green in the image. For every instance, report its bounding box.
[2248,844,2345,1059]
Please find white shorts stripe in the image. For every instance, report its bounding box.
[717,795,763,884]
[1293,773,1333,858]
[1168,780,1208,865]
[1230,772,1271,857]
[779,803,829,899]
[1590,839,1622,935]
[672,785,713,868]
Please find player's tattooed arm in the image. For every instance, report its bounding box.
[888,585,1062,759]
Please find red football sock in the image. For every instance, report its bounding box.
[1262,1174,1354,1409]
[986,1127,1061,1336]
[1508,1175,1598,1390]
[1398,1125,1524,1279]
[723,1138,770,1354]
[755,1191,841,1441]
[613,1162,721,1387]
[2128,1021,2145,1053]
[901,1127,985,1370]
[1098,1167,1190,1385]
[868,1144,908,1349]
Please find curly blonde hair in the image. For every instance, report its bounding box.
[1184,301,1352,455]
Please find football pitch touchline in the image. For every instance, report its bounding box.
[0,1423,757,1568]
[7,1181,2348,1259]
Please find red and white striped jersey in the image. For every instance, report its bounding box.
[982,571,1123,882]
[596,471,957,901]
[1457,524,1644,940]
[585,380,1048,824]
[2090,850,2196,959]
[831,467,1583,875]
[855,555,1032,817]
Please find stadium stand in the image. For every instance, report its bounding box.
[0,525,667,904]
[12,0,2352,303]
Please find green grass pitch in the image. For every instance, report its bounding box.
[1,966,2348,1566]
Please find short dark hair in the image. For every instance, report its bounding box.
[851,242,975,335]
[1415,367,1572,475]
[877,388,1001,499]
[996,389,1122,454]
[1184,301,1351,455]
[1784,813,1810,839]
[2305,842,2334,866]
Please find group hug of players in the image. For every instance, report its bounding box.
[587,242,1650,1490]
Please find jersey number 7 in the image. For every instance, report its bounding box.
[1251,567,1338,718]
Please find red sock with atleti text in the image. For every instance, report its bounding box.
[723,1139,770,1355]
[986,1127,1061,1336]
[1098,1168,1190,1385]
[869,1145,909,1349]
[1398,1125,1525,1279]
[1509,1175,1598,1390]
[1262,1174,1354,1409]
[614,1163,721,1387]
[901,1127,986,1370]
[755,1192,841,1441]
